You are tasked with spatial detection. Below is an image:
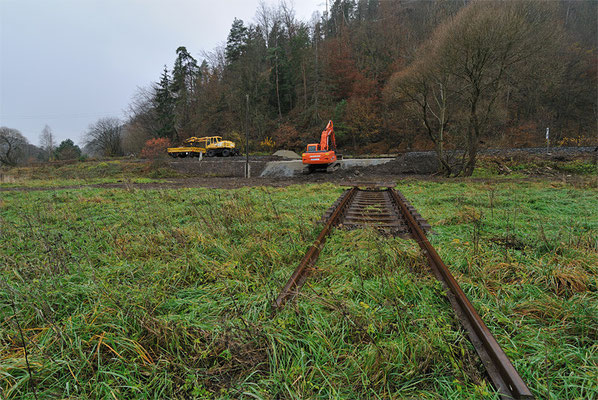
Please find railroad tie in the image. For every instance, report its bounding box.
[320,187,431,237]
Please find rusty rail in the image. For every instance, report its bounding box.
[389,189,533,400]
[273,187,357,309]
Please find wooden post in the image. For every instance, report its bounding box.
[245,94,250,178]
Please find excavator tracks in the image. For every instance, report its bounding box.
[274,184,534,400]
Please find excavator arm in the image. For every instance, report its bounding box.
[319,120,336,151]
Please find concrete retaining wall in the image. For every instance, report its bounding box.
[259,158,394,177]
[169,159,269,177]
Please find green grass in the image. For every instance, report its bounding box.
[0,159,180,188]
[0,176,172,188]
[1,179,596,399]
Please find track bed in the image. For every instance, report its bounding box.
[275,184,534,399]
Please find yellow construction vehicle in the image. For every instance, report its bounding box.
[167,136,240,158]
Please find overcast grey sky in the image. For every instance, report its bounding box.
[0,0,323,146]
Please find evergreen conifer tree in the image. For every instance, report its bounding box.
[153,66,176,139]
[225,18,249,64]
[171,46,200,140]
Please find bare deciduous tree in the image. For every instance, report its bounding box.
[123,86,157,154]
[84,117,123,157]
[437,1,561,175]
[387,0,562,176]
[39,124,56,161]
[0,127,28,166]
[386,58,456,176]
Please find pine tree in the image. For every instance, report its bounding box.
[153,66,176,139]
[172,46,199,95]
[225,18,249,64]
[171,46,200,140]
[268,41,295,116]
[54,139,81,160]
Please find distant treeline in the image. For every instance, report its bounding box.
[5,0,592,173]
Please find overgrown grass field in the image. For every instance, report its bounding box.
[0,160,178,188]
[1,179,596,399]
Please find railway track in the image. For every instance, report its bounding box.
[274,184,534,400]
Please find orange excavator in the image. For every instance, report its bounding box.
[302,120,341,173]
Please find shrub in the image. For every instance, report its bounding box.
[54,139,82,160]
[140,138,172,159]
[259,137,276,153]
[271,123,303,150]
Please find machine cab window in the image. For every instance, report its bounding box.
[307,145,318,152]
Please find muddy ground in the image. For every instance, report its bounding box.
[0,173,414,192]
[169,146,596,177]
[2,171,594,193]
[1,147,595,192]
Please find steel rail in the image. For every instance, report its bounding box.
[273,187,358,309]
[389,189,534,400]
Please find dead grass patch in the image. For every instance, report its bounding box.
[513,296,567,321]
[550,266,589,297]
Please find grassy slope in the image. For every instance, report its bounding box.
[0,179,596,399]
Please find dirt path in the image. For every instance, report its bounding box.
[0,174,414,192]
[2,172,587,193]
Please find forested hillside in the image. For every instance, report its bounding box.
[123,0,596,175]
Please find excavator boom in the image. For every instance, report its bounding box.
[319,120,336,151]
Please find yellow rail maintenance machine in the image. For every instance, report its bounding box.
[167,136,240,158]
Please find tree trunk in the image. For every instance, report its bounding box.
[314,30,319,121]
[302,61,307,109]
[463,95,481,177]
[463,135,478,176]
[275,46,282,119]
[437,84,449,175]
[463,114,480,176]
[432,141,451,176]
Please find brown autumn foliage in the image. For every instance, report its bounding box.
[271,123,304,150]
[140,138,172,159]
[344,96,382,149]
[324,37,367,101]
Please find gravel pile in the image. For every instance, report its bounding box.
[273,150,301,159]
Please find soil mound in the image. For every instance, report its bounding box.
[273,150,301,159]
